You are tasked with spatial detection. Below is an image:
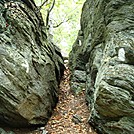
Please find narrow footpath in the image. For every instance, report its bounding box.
[45,67,97,134]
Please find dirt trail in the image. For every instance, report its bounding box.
[45,68,97,134]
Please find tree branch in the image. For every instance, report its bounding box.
[37,0,48,11]
[46,0,55,27]
[49,0,55,13]
[53,18,71,28]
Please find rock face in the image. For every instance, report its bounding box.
[69,0,134,133]
[0,0,64,127]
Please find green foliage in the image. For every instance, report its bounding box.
[34,0,85,56]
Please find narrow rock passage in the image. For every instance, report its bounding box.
[1,67,97,134]
[45,67,97,134]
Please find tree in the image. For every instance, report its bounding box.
[34,0,85,56]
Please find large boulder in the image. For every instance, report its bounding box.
[0,0,64,127]
[69,0,134,133]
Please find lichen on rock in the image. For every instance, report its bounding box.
[0,0,64,127]
[69,0,134,133]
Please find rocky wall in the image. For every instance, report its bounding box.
[0,0,64,127]
[69,0,134,133]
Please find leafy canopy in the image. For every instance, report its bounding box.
[34,0,85,56]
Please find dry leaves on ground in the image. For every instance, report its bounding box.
[45,68,97,134]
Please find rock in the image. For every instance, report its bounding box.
[42,130,48,134]
[69,0,134,133]
[72,70,86,82]
[0,0,64,127]
[0,128,15,134]
[72,114,82,124]
[70,81,86,95]
[70,70,86,94]
[0,128,7,134]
